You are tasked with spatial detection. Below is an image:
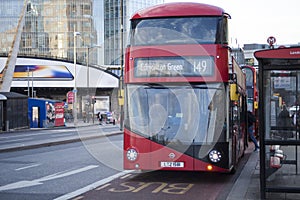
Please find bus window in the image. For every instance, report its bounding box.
[131,17,224,46]
[126,83,226,144]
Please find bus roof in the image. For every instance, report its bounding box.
[131,2,225,20]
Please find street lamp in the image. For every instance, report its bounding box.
[73,30,81,126]
[119,0,124,130]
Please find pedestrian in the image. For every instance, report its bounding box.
[83,111,86,123]
[97,112,102,125]
[247,111,259,152]
[278,105,292,127]
[278,105,293,139]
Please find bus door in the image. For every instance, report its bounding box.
[230,92,247,167]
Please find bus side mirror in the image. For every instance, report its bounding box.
[230,83,239,101]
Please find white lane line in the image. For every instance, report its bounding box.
[37,165,99,182]
[0,165,99,191]
[53,170,134,200]
[15,164,41,171]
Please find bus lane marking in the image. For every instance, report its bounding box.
[72,196,84,200]
[95,183,111,191]
[108,181,194,195]
[120,174,132,179]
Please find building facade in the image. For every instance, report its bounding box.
[0,0,164,71]
[1,0,100,66]
[0,0,164,118]
[104,0,164,66]
[243,43,269,67]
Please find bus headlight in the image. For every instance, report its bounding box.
[209,150,222,163]
[126,148,138,161]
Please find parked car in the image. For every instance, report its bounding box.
[98,111,116,125]
[105,112,116,125]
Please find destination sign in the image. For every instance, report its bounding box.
[134,56,214,78]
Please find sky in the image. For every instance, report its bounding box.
[164,0,300,47]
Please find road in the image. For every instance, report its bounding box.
[0,126,251,200]
[70,153,250,200]
[0,126,123,200]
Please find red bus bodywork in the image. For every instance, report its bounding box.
[131,3,224,19]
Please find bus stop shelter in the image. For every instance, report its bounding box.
[0,92,29,131]
[255,47,300,199]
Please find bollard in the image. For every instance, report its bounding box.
[5,120,9,132]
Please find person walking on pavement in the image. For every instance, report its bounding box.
[97,112,103,125]
[247,110,259,152]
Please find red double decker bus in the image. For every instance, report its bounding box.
[123,2,247,173]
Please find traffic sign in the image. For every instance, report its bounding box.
[67,91,74,104]
[267,36,276,46]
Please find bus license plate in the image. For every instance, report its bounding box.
[160,162,184,168]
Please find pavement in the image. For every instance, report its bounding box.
[226,144,260,200]
[0,120,261,200]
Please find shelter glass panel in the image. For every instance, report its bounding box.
[262,69,300,195]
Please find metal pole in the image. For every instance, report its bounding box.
[73,26,78,126]
[31,71,33,98]
[87,47,89,94]
[27,67,29,97]
[86,47,90,123]
[92,103,95,124]
[258,62,266,200]
[119,0,124,130]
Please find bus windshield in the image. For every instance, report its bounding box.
[130,17,225,46]
[125,83,226,145]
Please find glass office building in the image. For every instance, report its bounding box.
[0,0,164,69]
[104,0,163,65]
[1,0,100,66]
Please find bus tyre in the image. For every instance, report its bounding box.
[230,166,236,174]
